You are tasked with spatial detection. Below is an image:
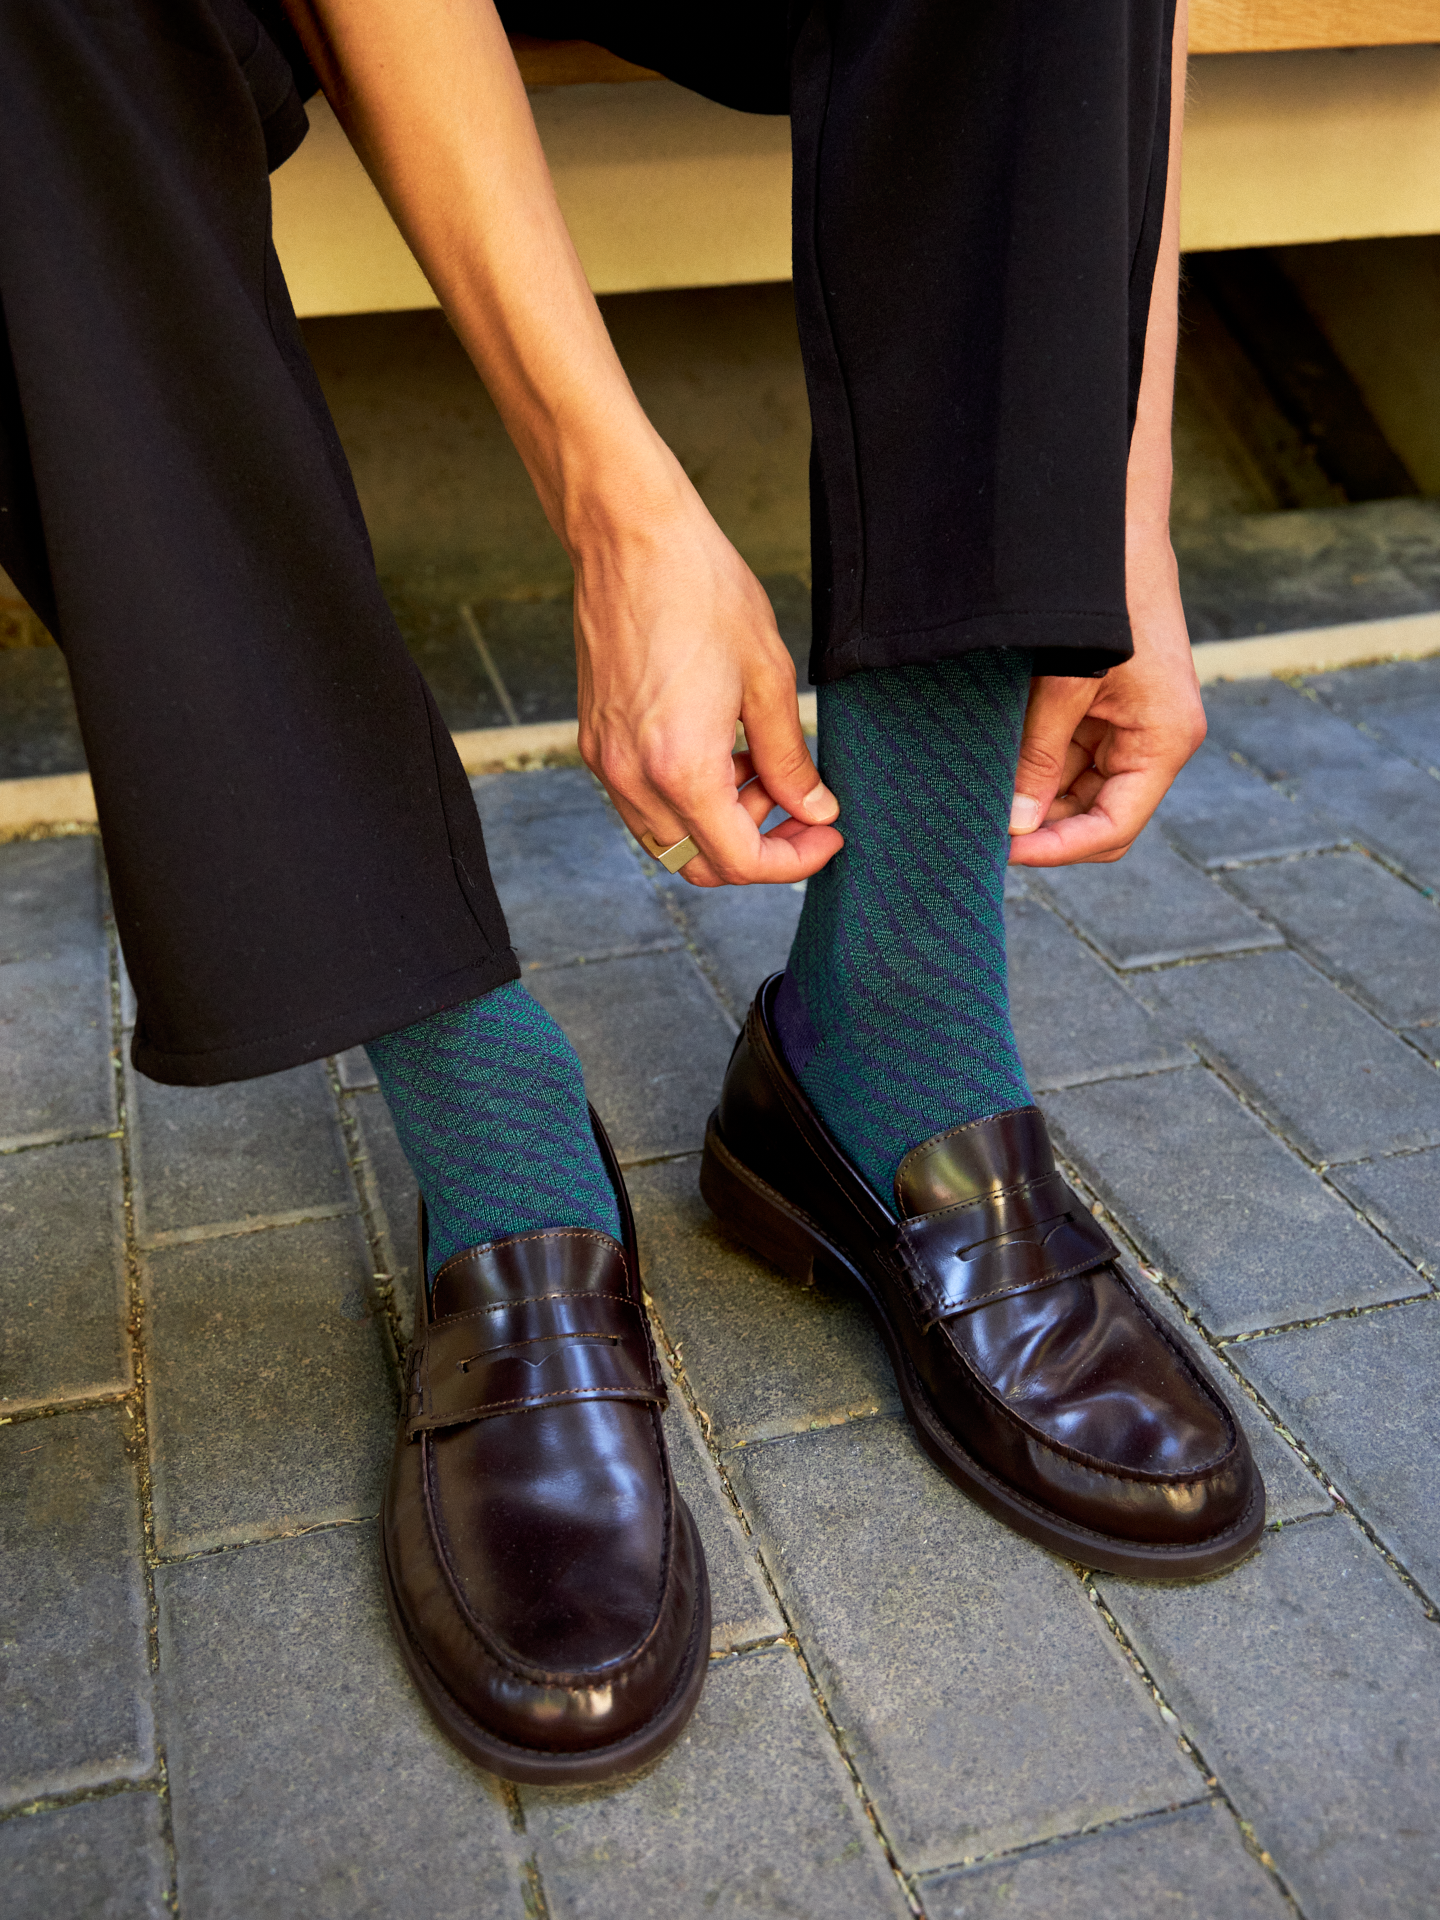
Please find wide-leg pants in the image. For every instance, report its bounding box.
[0,0,1175,1086]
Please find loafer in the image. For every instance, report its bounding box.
[382,1110,710,1783]
[700,975,1264,1579]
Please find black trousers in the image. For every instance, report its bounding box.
[0,0,1174,1087]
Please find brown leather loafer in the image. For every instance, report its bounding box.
[382,1111,710,1783]
[700,975,1264,1579]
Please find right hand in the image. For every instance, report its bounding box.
[572,464,843,889]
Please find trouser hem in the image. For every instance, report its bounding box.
[810,610,1133,683]
[130,947,522,1088]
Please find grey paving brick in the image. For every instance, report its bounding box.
[731,1418,1196,1872]
[1203,679,1440,890]
[1226,851,1440,1029]
[662,876,805,1024]
[629,1155,897,1446]
[0,837,103,960]
[921,1800,1289,1919]
[522,1646,910,1920]
[1156,740,1346,869]
[660,1384,783,1652]
[529,949,736,1163]
[1099,1516,1440,1920]
[1041,1069,1421,1337]
[1026,829,1281,969]
[130,1060,353,1240]
[473,769,673,968]
[144,1216,394,1556]
[1307,655,1440,776]
[1006,897,1192,1091]
[1,1792,167,1920]
[158,1524,526,1920]
[1235,1299,1440,1598]
[0,1137,128,1412]
[0,1408,152,1809]
[0,950,114,1146]
[1330,1146,1440,1275]
[1403,1020,1440,1062]
[1135,1277,1332,1528]
[349,1085,420,1344]
[1139,951,1440,1164]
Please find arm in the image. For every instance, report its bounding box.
[281,0,841,885]
[1008,0,1204,867]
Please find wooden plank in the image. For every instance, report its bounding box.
[1191,1,1440,54]
[508,36,660,87]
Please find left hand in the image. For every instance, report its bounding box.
[1007,538,1205,866]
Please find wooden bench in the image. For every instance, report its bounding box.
[272,4,1440,314]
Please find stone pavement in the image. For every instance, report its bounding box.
[2,659,1438,1919]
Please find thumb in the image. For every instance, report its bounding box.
[741,680,839,827]
[1009,677,1098,836]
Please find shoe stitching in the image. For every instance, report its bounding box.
[427,1291,637,1326]
[898,1362,1267,1557]
[418,1427,680,1690]
[432,1227,621,1287]
[933,1309,1240,1485]
[899,1250,1119,1319]
[387,1512,708,1764]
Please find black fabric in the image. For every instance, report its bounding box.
[0,0,1175,1087]
[505,0,1176,682]
[214,0,314,169]
[0,0,518,1086]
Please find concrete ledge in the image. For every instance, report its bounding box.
[1191,608,1440,679]
[4,621,1435,837]
[0,773,98,836]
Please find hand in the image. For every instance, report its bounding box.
[1007,538,1205,866]
[572,461,843,888]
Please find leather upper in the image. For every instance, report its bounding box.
[715,974,1260,1549]
[383,1115,704,1758]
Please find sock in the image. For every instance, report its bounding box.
[779,649,1033,1198]
[366,981,621,1282]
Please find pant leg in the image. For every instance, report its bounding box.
[503,0,1174,683]
[0,0,518,1087]
[795,0,1175,682]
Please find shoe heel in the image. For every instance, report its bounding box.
[700,1124,821,1285]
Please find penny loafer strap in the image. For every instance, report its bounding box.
[407,1292,666,1436]
[895,1170,1118,1329]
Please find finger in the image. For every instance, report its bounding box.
[612,747,841,888]
[739,673,838,827]
[1007,761,1172,867]
[1009,676,1101,837]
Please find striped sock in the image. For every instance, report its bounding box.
[365,981,620,1282]
[779,650,1033,1198]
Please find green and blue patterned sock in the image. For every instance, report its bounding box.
[366,981,620,1283]
[778,650,1033,1199]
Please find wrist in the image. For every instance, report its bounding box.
[556,431,693,564]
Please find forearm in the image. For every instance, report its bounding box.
[1126,0,1186,560]
[1009,0,1200,866]
[280,0,680,551]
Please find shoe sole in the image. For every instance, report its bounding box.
[381,1498,712,1785]
[701,1115,1265,1581]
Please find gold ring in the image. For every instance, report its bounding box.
[640,829,701,873]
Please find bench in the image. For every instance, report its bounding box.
[271,4,1440,315]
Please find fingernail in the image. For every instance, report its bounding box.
[803,782,840,823]
[1009,794,1042,834]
